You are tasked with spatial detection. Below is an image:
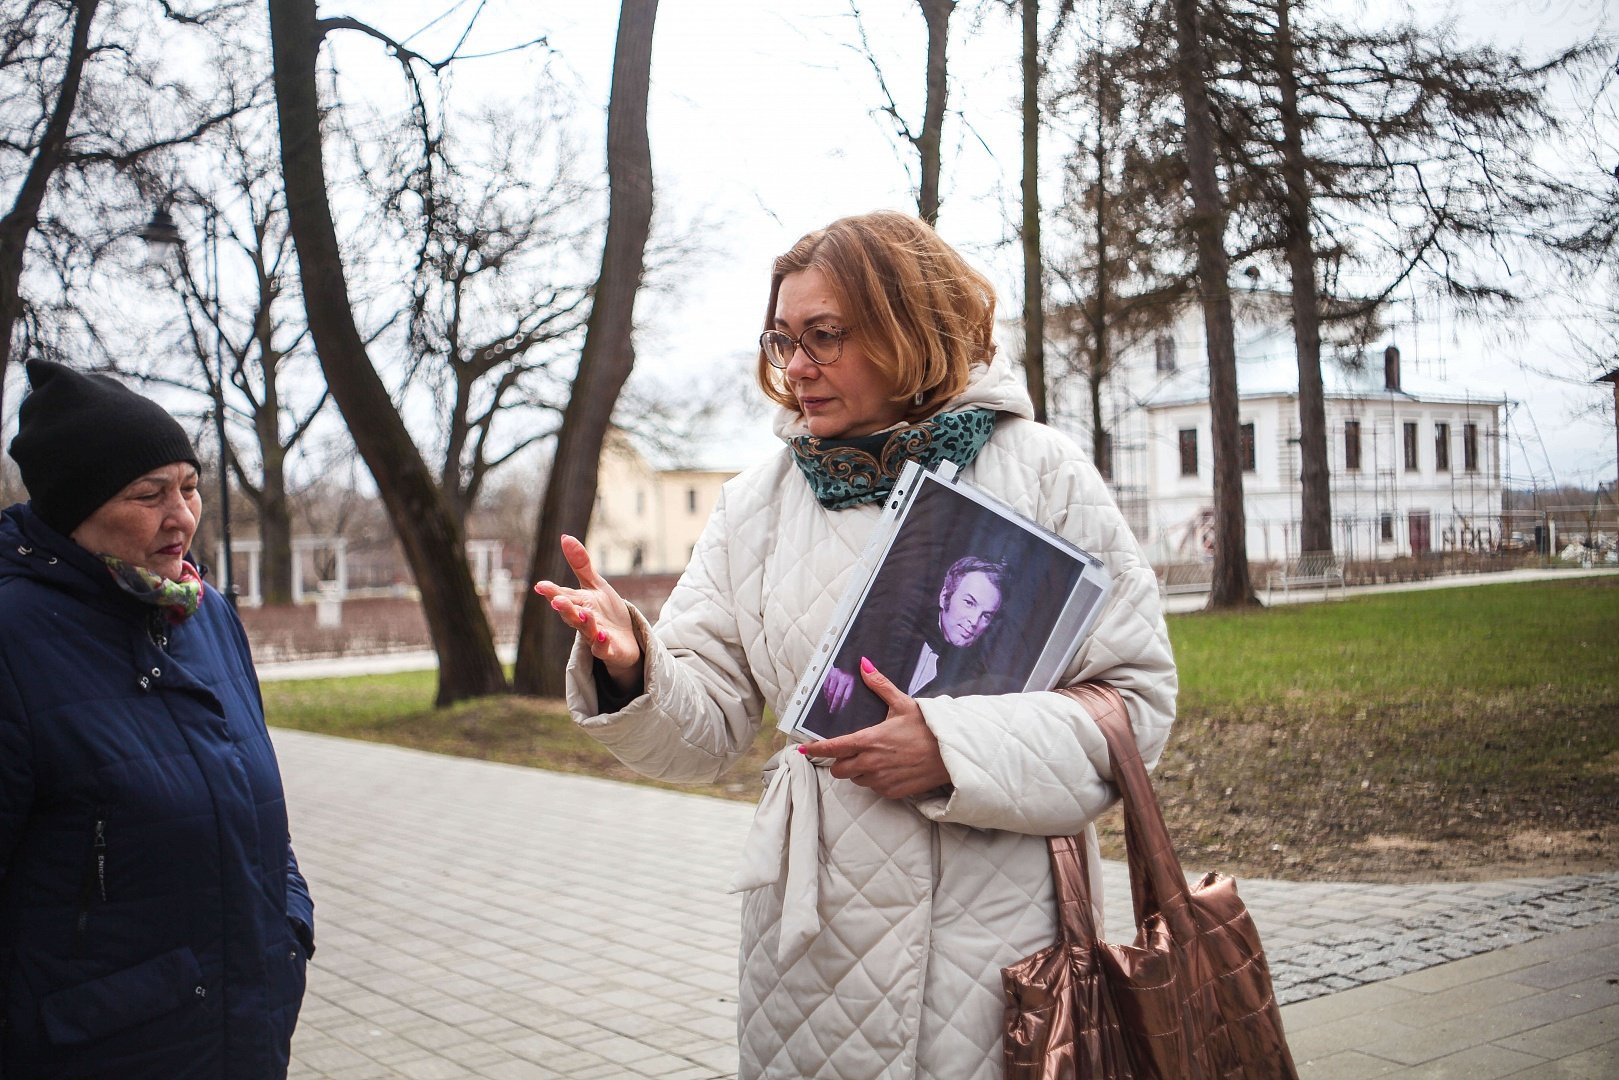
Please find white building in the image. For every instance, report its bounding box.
[588,431,737,576]
[1052,290,1506,565]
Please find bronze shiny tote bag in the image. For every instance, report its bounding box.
[1002,684,1299,1079]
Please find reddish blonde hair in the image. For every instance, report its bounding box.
[757,211,998,422]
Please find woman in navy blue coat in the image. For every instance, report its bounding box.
[0,360,313,1079]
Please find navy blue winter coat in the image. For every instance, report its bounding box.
[0,503,313,1079]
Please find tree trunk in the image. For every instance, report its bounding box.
[915,0,954,225]
[258,486,294,605]
[268,0,505,704]
[0,0,99,420]
[1020,0,1046,422]
[254,406,294,605]
[1089,370,1108,477]
[1086,36,1111,475]
[249,277,296,605]
[513,0,658,698]
[1275,0,1331,555]
[1169,0,1257,607]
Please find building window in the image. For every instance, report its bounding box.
[686,487,698,514]
[1379,512,1394,542]
[1344,420,1361,472]
[1178,428,1198,477]
[1463,423,1479,472]
[1434,422,1450,472]
[1155,336,1176,373]
[1097,431,1113,481]
[1403,421,1419,472]
[1240,423,1256,473]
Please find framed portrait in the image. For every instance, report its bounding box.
[778,460,1114,743]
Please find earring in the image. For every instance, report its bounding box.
[913,390,925,406]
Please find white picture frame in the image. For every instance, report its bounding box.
[778,459,1114,743]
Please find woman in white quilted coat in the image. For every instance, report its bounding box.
[536,211,1176,1079]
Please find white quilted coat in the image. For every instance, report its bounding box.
[565,356,1177,1079]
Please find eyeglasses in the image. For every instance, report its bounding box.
[759,324,849,369]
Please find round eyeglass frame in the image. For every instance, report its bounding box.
[759,324,849,369]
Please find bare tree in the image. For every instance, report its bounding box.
[152,138,327,606]
[1040,0,1598,572]
[267,0,505,704]
[1214,0,1603,558]
[514,0,658,698]
[851,0,957,225]
[1045,0,1188,475]
[1271,0,1329,555]
[0,0,248,419]
[374,98,597,526]
[915,0,955,225]
[0,0,98,417]
[1169,0,1257,607]
[1020,0,1047,420]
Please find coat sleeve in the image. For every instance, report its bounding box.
[912,449,1178,837]
[564,486,767,783]
[230,599,316,959]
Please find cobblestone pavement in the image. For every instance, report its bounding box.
[1268,874,1619,1004]
[274,728,1618,1078]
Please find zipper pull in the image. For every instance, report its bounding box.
[94,819,107,901]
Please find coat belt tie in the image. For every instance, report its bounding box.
[730,749,822,965]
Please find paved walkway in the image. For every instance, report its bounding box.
[275,729,1618,1079]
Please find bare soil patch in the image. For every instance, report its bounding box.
[1093,698,1618,882]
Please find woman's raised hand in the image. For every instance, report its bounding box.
[533,534,642,691]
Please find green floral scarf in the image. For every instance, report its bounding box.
[101,555,204,624]
[789,408,997,510]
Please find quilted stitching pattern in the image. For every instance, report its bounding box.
[566,359,1177,1078]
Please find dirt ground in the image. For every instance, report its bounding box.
[1098,704,1618,883]
[1092,808,1615,884]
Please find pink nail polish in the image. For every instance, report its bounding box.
[860,657,875,674]
[596,630,607,644]
[796,745,808,754]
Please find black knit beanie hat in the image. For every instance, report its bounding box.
[8,359,200,535]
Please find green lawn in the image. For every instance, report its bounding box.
[1170,576,1617,708]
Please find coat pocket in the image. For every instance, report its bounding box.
[39,946,203,1046]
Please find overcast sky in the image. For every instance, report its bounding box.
[35,0,1608,489]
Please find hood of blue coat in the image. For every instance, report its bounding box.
[1,502,209,595]
[0,501,115,598]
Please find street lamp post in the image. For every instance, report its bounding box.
[141,202,236,606]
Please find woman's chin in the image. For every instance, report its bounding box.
[801,414,841,439]
[147,558,186,583]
